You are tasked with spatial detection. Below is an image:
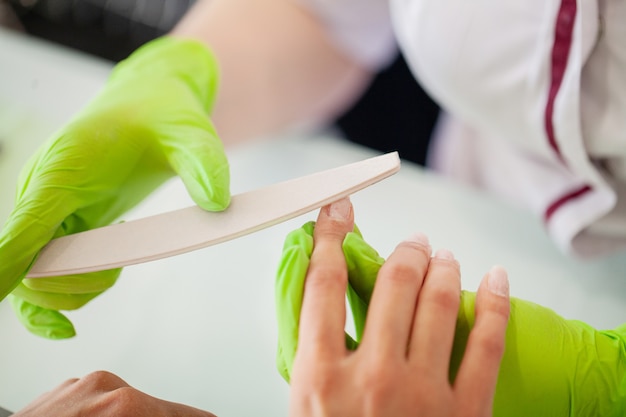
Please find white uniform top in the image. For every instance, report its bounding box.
[300,0,626,259]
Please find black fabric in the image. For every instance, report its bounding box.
[335,53,440,166]
[7,0,192,61]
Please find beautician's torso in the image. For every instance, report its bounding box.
[300,0,626,257]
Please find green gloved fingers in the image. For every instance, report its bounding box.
[66,36,231,212]
[19,268,119,295]
[342,229,384,342]
[9,295,76,340]
[9,268,121,338]
[0,36,230,338]
[275,222,314,382]
[13,268,122,310]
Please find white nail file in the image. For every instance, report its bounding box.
[26,152,400,278]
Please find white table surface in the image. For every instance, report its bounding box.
[1,28,626,415]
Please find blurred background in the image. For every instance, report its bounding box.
[2,0,194,60]
[0,0,440,165]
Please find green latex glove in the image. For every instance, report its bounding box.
[275,222,626,416]
[275,221,381,381]
[0,36,230,339]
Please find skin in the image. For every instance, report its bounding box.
[288,198,511,416]
[12,371,216,417]
[170,0,372,144]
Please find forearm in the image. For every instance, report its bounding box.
[171,0,372,144]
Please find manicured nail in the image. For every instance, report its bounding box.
[406,232,430,247]
[328,197,352,220]
[487,265,509,297]
[434,249,455,260]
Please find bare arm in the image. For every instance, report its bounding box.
[171,0,373,145]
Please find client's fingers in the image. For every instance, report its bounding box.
[360,233,432,358]
[455,266,510,414]
[298,198,354,357]
[409,249,461,375]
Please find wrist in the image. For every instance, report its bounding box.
[453,292,626,417]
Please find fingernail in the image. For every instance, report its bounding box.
[328,197,352,220]
[434,249,455,260]
[406,232,429,246]
[487,265,509,297]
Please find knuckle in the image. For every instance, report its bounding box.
[411,361,439,382]
[359,363,397,407]
[490,299,511,320]
[380,261,422,284]
[302,368,340,401]
[473,331,506,359]
[427,284,461,312]
[112,386,142,404]
[315,220,351,241]
[98,387,143,416]
[479,295,511,321]
[306,267,346,290]
[80,370,121,388]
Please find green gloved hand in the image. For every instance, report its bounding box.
[275,221,381,381]
[0,36,230,339]
[276,222,626,416]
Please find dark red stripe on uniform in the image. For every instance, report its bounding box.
[544,0,577,159]
[543,1,593,222]
[544,184,592,222]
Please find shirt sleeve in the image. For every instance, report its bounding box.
[296,0,398,70]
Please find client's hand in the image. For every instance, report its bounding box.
[275,198,510,416]
[342,226,626,416]
[13,371,216,417]
[277,199,626,416]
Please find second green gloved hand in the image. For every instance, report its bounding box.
[0,36,230,339]
[276,222,626,416]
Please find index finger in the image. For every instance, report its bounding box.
[298,198,355,358]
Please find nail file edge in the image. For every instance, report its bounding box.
[26,152,400,278]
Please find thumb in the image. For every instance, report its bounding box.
[160,118,231,211]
